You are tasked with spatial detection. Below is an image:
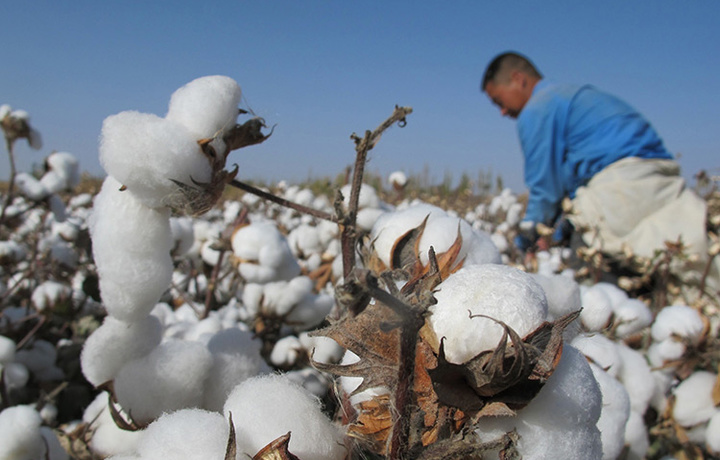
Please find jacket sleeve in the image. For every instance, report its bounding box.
[518,104,566,226]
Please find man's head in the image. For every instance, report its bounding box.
[481,52,542,119]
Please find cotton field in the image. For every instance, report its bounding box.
[0,78,719,460]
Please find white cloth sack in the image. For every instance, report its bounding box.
[569,157,707,259]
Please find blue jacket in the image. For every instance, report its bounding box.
[517,80,673,225]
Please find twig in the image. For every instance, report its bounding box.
[228,179,336,222]
[341,106,413,279]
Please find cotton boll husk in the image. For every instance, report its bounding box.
[81,315,162,386]
[223,374,346,460]
[90,177,173,322]
[571,333,623,378]
[651,305,705,344]
[707,411,720,454]
[612,298,653,338]
[166,75,241,139]
[474,345,603,460]
[589,363,631,460]
[580,284,614,331]
[135,409,231,460]
[624,410,650,460]
[203,327,269,412]
[429,264,548,363]
[0,405,45,460]
[615,343,654,414]
[530,273,581,320]
[83,393,141,456]
[114,340,213,424]
[99,111,212,209]
[672,371,719,427]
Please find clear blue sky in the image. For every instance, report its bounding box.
[1,1,719,192]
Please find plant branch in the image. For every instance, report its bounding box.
[341,106,413,279]
[228,179,336,222]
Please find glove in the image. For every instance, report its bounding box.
[514,234,535,252]
[552,218,574,245]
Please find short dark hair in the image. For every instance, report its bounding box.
[481,52,542,91]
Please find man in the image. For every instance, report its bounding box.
[482,52,718,297]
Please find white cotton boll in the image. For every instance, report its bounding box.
[341,183,381,210]
[90,177,173,322]
[651,305,705,344]
[625,410,650,460]
[83,393,141,456]
[594,282,628,309]
[474,345,603,460]
[647,338,686,368]
[39,404,58,425]
[200,239,222,266]
[0,104,11,119]
[0,240,27,263]
[589,363,631,460]
[2,362,30,389]
[224,374,346,460]
[135,409,230,459]
[270,335,302,367]
[0,335,16,363]
[15,172,49,200]
[288,224,324,257]
[166,75,241,139]
[490,232,509,253]
[42,151,80,192]
[114,340,213,424]
[612,298,653,338]
[203,327,269,412]
[672,371,720,427]
[288,293,334,330]
[356,207,386,231]
[300,333,344,365]
[707,411,720,454]
[580,284,613,331]
[232,221,301,283]
[530,273,581,320]
[182,315,223,343]
[31,280,72,312]
[0,405,45,460]
[388,170,407,188]
[169,217,195,256]
[285,367,330,398]
[615,343,654,414]
[52,219,80,241]
[81,315,162,386]
[505,202,524,227]
[429,264,548,364]
[99,111,213,209]
[571,333,623,378]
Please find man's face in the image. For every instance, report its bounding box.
[484,73,530,119]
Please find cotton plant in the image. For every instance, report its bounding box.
[230,219,301,283]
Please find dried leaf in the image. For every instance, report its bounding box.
[225,412,237,460]
[252,432,300,460]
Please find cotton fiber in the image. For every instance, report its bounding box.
[672,371,719,427]
[530,273,581,320]
[82,393,141,456]
[579,284,614,331]
[90,177,173,322]
[223,374,346,460]
[0,405,45,460]
[165,75,242,139]
[81,315,162,386]
[651,305,705,344]
[134,409,231,459]
[612,298,653,338]
[589,363,631,460]
[231,220,301,283]
[100,111,213,209]
[429,264,548,364]
[114,340,213,424]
